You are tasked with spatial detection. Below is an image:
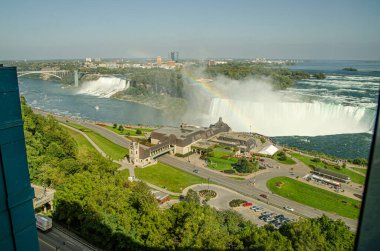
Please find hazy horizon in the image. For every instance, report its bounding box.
[1,0,380,60]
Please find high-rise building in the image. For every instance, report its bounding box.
[169,51,179,62]
[0,65,39,250]
[156,56,162,65]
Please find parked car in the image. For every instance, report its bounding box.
[242,202,253,207]
[260,194,268,199]
[284,206,294,212]
[275,214,285,220]
[264,217,275,222]
[254,207,264,212]
[193,169,200,173]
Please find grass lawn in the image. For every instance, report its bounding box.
[104,125,153,136]
[64,127,121,169]
[64,127,96,154]
[207,147,238,171]
[289,152,324,168]
[352,167,367,175]
[273,152,296,165]
[213,147,234,158]
[63,122,129,160]
[207,157,237,171]
[289,152,366,185]
[135,162,208,193]
[267,176,361,219]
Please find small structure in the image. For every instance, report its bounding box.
[209,132,257,153]
[306,174,341,188]
[258,145,279,156]
[32,184,55,212]
[311,167,351,183]
[150,190,171,204]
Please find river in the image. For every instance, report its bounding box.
[19,60,380,159]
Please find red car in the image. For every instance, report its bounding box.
[242,202,253,207]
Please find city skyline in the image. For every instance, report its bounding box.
[1,0,380,60]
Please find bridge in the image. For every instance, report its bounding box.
[149,143,175,159]
[18,70,80,87]
[31,184,55,212]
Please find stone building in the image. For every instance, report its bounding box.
[130,118,231,167]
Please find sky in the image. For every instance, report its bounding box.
[1,0,380,60]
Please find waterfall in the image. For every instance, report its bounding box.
[77,77,129,98]
[208,98,376,136]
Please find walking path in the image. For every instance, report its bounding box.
[61,122,136,178]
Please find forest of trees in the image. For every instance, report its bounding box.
[204,62,313,90]
[22,100,355,250]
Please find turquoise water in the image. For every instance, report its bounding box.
[273,60,379,159]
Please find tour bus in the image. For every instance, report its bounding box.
[35,213,53,231]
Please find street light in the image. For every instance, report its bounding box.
[207,177,210,192]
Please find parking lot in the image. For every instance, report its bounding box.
[234,203,298,227]
[184,184,299,227]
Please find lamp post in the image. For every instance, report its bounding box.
[207,177,210,192]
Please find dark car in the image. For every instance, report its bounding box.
[260,194,268,199]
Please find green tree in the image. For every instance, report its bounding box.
[233,157,257,173]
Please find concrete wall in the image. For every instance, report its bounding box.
[175,145,192,155]
[151,138,160,145]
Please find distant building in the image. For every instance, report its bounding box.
[151,117,231,155]
[167,60,176,67]
[210,132,257,153]
[95,58,101,62]
[131,118,231,167]
[208,60,216,66]
[156,56,162,65]
[170,51,179,62]
[85,57,92,62]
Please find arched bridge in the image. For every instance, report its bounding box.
[18,70,80,87]
[17,70,70,80]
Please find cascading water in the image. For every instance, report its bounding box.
[77,77,129,98]
[208,98,376,136]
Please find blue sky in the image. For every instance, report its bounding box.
[1,0,379,60]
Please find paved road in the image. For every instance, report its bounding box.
[38,224,98,251]
[34,110,358,230]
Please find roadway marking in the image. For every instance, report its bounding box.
[39,238,55,250]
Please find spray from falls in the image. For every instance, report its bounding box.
[182,72,377,137]
[208,99,376,136]
[77,77,129,98]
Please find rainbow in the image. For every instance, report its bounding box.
[182,70,254,132]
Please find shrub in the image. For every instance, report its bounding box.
[199,190,217,199]
[113,123,117,128]
[275,181,284,188]
[223,169,236,174]
[136,129,142,134]
[229,199,247,207]
[311,157,321,163]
